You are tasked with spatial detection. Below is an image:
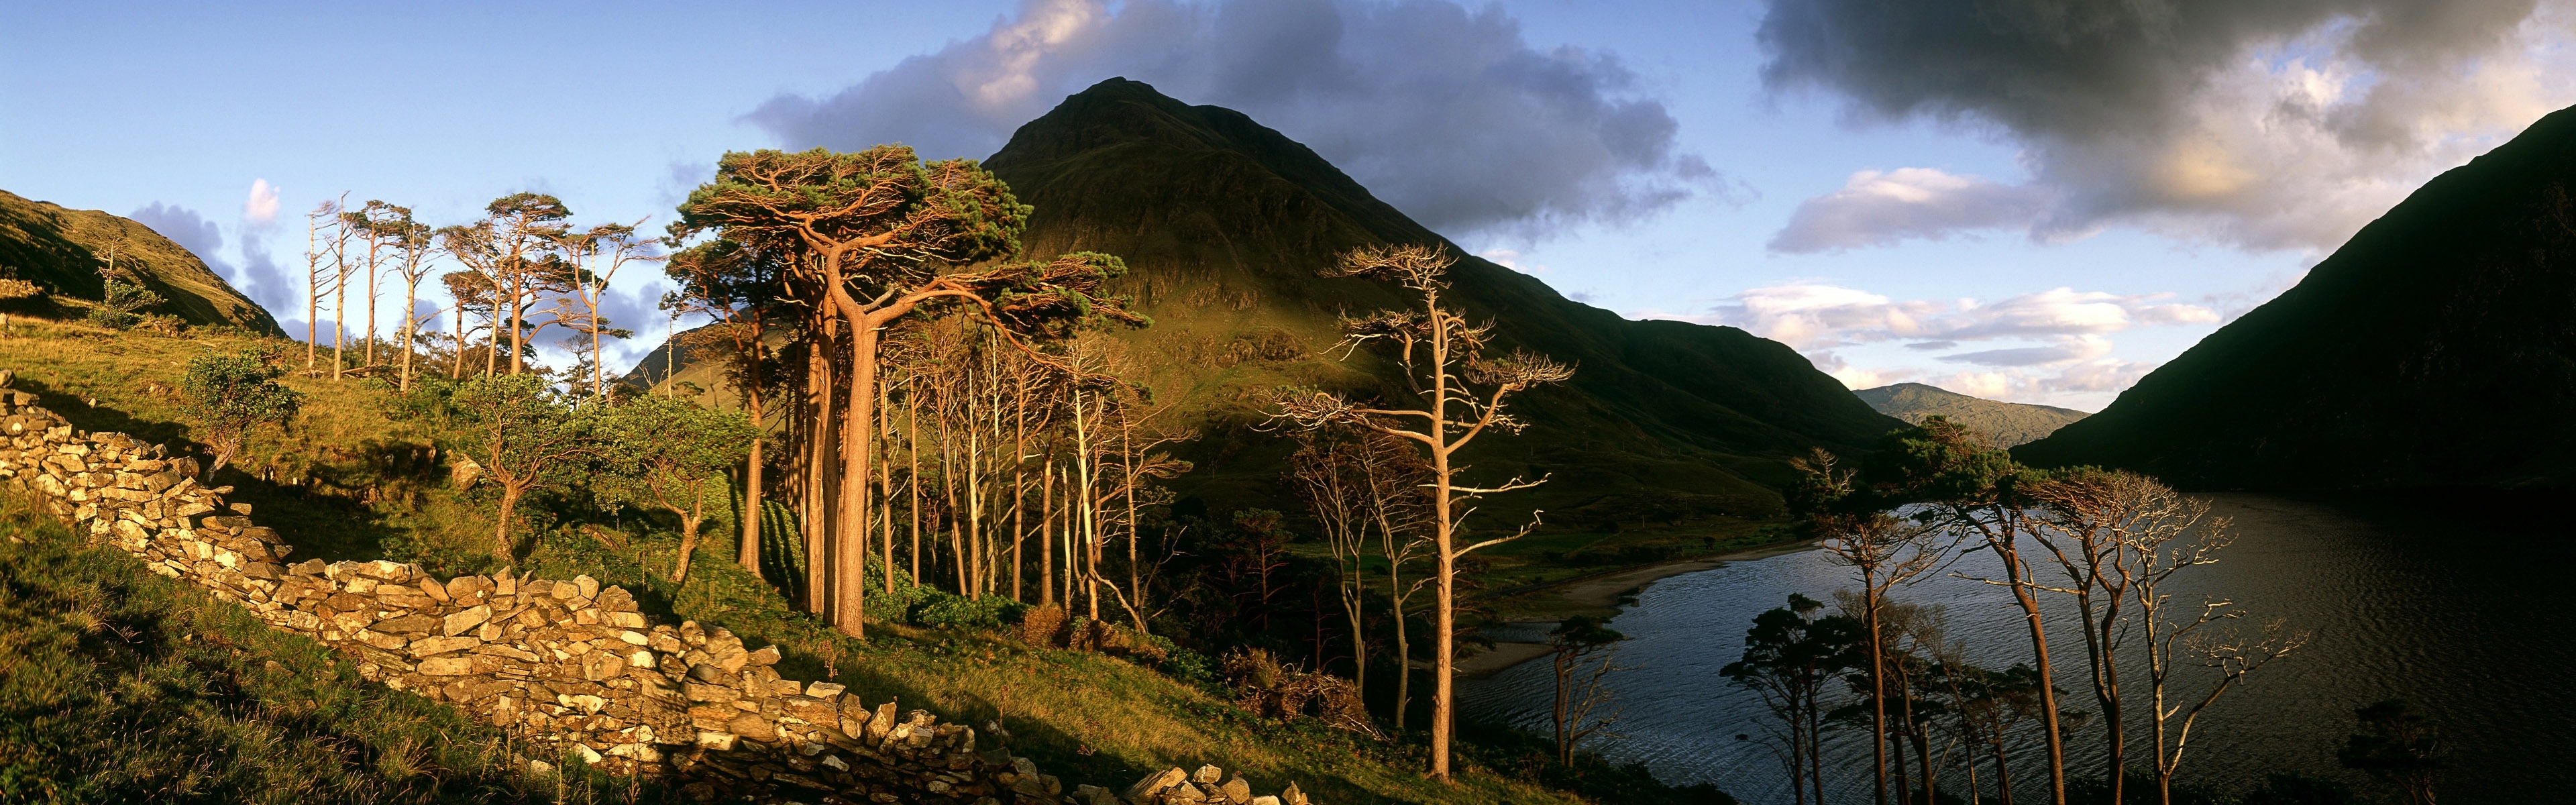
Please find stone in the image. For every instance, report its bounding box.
[696,731,739,751]
[574,574,598,599]
[867,702,898,741]
[418,657,475,676]
[616,630,648,646]
[1220,775,1252,804]
[1193,765,1224,785]
[1250,798,1280,805]
[1281,782,1306,805]
[805,682,845,698]
[417,578,449,602]
[375,614,439,635]
[1127,767,1189,802]
[684,682,740,704]
[744,644,782,667]
[729,712,778,743]
[627,650,653,668]
[407,636,478,657]
[443,605,492,636]
[780,695,835,724]
[357,630,409,651]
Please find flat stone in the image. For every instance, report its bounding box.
[1127,768,1188,802]
[375,614,439,635]
[744,645,782,667]
[1221,775,1252,804]
[357,630,409,651]
[408,635,479,657]
[729,713,777,743]
[443,604,492,636]
[418,657,474,676]
[616,630,648,646]
[695,731,738,751]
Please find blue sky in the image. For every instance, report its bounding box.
[7,0,2570,409]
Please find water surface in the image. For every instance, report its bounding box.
[1460,494,2574,804]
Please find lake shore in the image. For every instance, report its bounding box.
[1456,539,1818,678]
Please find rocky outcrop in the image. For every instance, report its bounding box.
[0,385,1311,805]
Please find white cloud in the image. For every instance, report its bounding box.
[242,179,280,227]
[1656,282,2216,402]
[1939,334,2114,367]
[743,0,1727,239]
[1768,168,2052,253]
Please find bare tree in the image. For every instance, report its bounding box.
[556,220,659,397]
[381,208,436,391]
[1880,417,2073,804]
[302,196,346,371]
[1273,244,1572,782]
[1799,447,1948,805]
[1548,616,1627,765]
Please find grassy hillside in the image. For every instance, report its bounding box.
[0,492,665,804]
[0,189,282,335]
[1852,382,2088,447]
[2017,102,2576,489]
[0,319,1656,804]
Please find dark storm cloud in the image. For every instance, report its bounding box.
[1756,0,2571,251]
[745,0,1727,239]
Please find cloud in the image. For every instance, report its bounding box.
[1682,283,2212,353]
[1939,334,2114,367]
[745,0,1726,239]
[1768,168,2052,252]
[1654,282,2216,402]
[243,179,280,227]
[128,203,223,258]
[1758,0,2576,252]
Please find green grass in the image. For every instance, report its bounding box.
[0,319,1613,804]
[0,493,668,804]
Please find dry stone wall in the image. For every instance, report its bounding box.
[0,388,1313,805]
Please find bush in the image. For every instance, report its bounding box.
[910,588,1028,628]
[82,307,140,331]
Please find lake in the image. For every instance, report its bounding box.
[1459,494,2575,804]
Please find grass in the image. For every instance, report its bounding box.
[0,492,669,804]
[0,318,1629,804]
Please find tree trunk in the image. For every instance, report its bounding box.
[1041,457,1055,606]
[494,484,522,562]
[1996,535,2069,805]
[739,384,765,578]
[672,489,704,584]
[832,315,877,637]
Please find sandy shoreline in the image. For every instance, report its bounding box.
[1454,540,1818,678]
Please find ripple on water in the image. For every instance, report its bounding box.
[1459,493,2576,804]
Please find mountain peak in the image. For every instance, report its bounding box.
[981,86,1899,521]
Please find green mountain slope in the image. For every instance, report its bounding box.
[981,78,1902,523]
[2016,103,2576,490]
[0,189,282,334]
[1853,382,2088,447]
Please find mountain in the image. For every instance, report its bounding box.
[972,78,1902,523]
[1853,383,2088,447]
[0,189,282,335]
[2016,103,2576,490]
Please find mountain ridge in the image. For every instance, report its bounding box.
[979,77,1903,523]
[2016,102,2576,489]
[1852,382,2088,447]
[0,189,283,335]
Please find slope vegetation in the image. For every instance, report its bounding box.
[2017,103,2576,489]
[1853,382,2088,447]
[0,321,1603,805]
[0,189,282,335]
[981,78,1899,525]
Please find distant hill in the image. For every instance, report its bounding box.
[2017,103,2576,490]
[1852,383,2088,447]
[0,189,282,335]
[641,78,1904,526]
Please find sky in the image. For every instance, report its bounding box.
[6,1,2573,410]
